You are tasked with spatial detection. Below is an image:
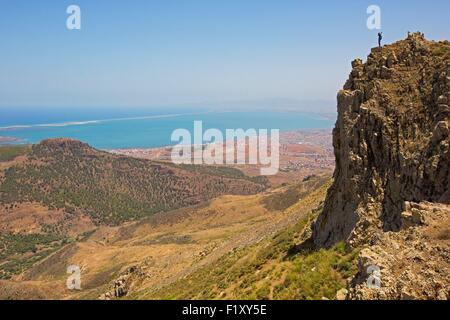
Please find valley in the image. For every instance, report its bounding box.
[0,33,448,301]
[0,141,334,299]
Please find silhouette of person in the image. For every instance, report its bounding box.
[378,32,383,48]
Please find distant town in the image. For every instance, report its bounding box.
[110,129,335,186]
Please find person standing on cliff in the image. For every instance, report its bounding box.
[378,32,383,47]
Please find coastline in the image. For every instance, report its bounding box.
[0,110,335,149]
[0,111,214,131]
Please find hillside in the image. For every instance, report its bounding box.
[0,139,267,279]
[0,139,267,227]
[313,33,449,299]
[0,175,332,300]
[133,180,360,300]
[131,33,449,301]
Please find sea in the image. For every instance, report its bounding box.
[0,107,335,149]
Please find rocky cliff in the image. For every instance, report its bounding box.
[313,33,449,299]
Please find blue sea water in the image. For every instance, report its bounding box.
[0,107,335,149]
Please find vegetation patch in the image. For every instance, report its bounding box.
[135,205,359,300]
[263,176,329,211]
[0,232,66,279]
[0,141,266,226]
[0,145,31,162]
[174,164,269,186]
[137,234,197,245]
[431,41,450,60]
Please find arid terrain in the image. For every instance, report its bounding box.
[0,149,332,299]
[0,134,335,299]
[0,33,448,300]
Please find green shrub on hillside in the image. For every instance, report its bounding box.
[136,206,359,300]
[0,145,31,162]
[0,232,65,279]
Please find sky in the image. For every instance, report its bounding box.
[1,0,449,109]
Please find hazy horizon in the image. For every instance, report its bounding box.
[1,0,449,109]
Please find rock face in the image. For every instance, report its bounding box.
[99,266,145,300]
[313,33,450,248]
[347,202,450,300]
[312,33,449,300]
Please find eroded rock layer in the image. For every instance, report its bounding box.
[313,33,449,248]
[313,33,449,300]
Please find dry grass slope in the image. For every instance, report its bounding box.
[133,180,359,300]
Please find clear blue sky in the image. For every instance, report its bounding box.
[1,0,449,108]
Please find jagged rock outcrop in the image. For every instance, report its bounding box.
[99,266,145,300]
[313,33,449,248]
[312,33,449,300]
[347,202,449,300]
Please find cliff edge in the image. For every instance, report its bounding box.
[313,32,449,299]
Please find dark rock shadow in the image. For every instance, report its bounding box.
[283,236,316,260]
